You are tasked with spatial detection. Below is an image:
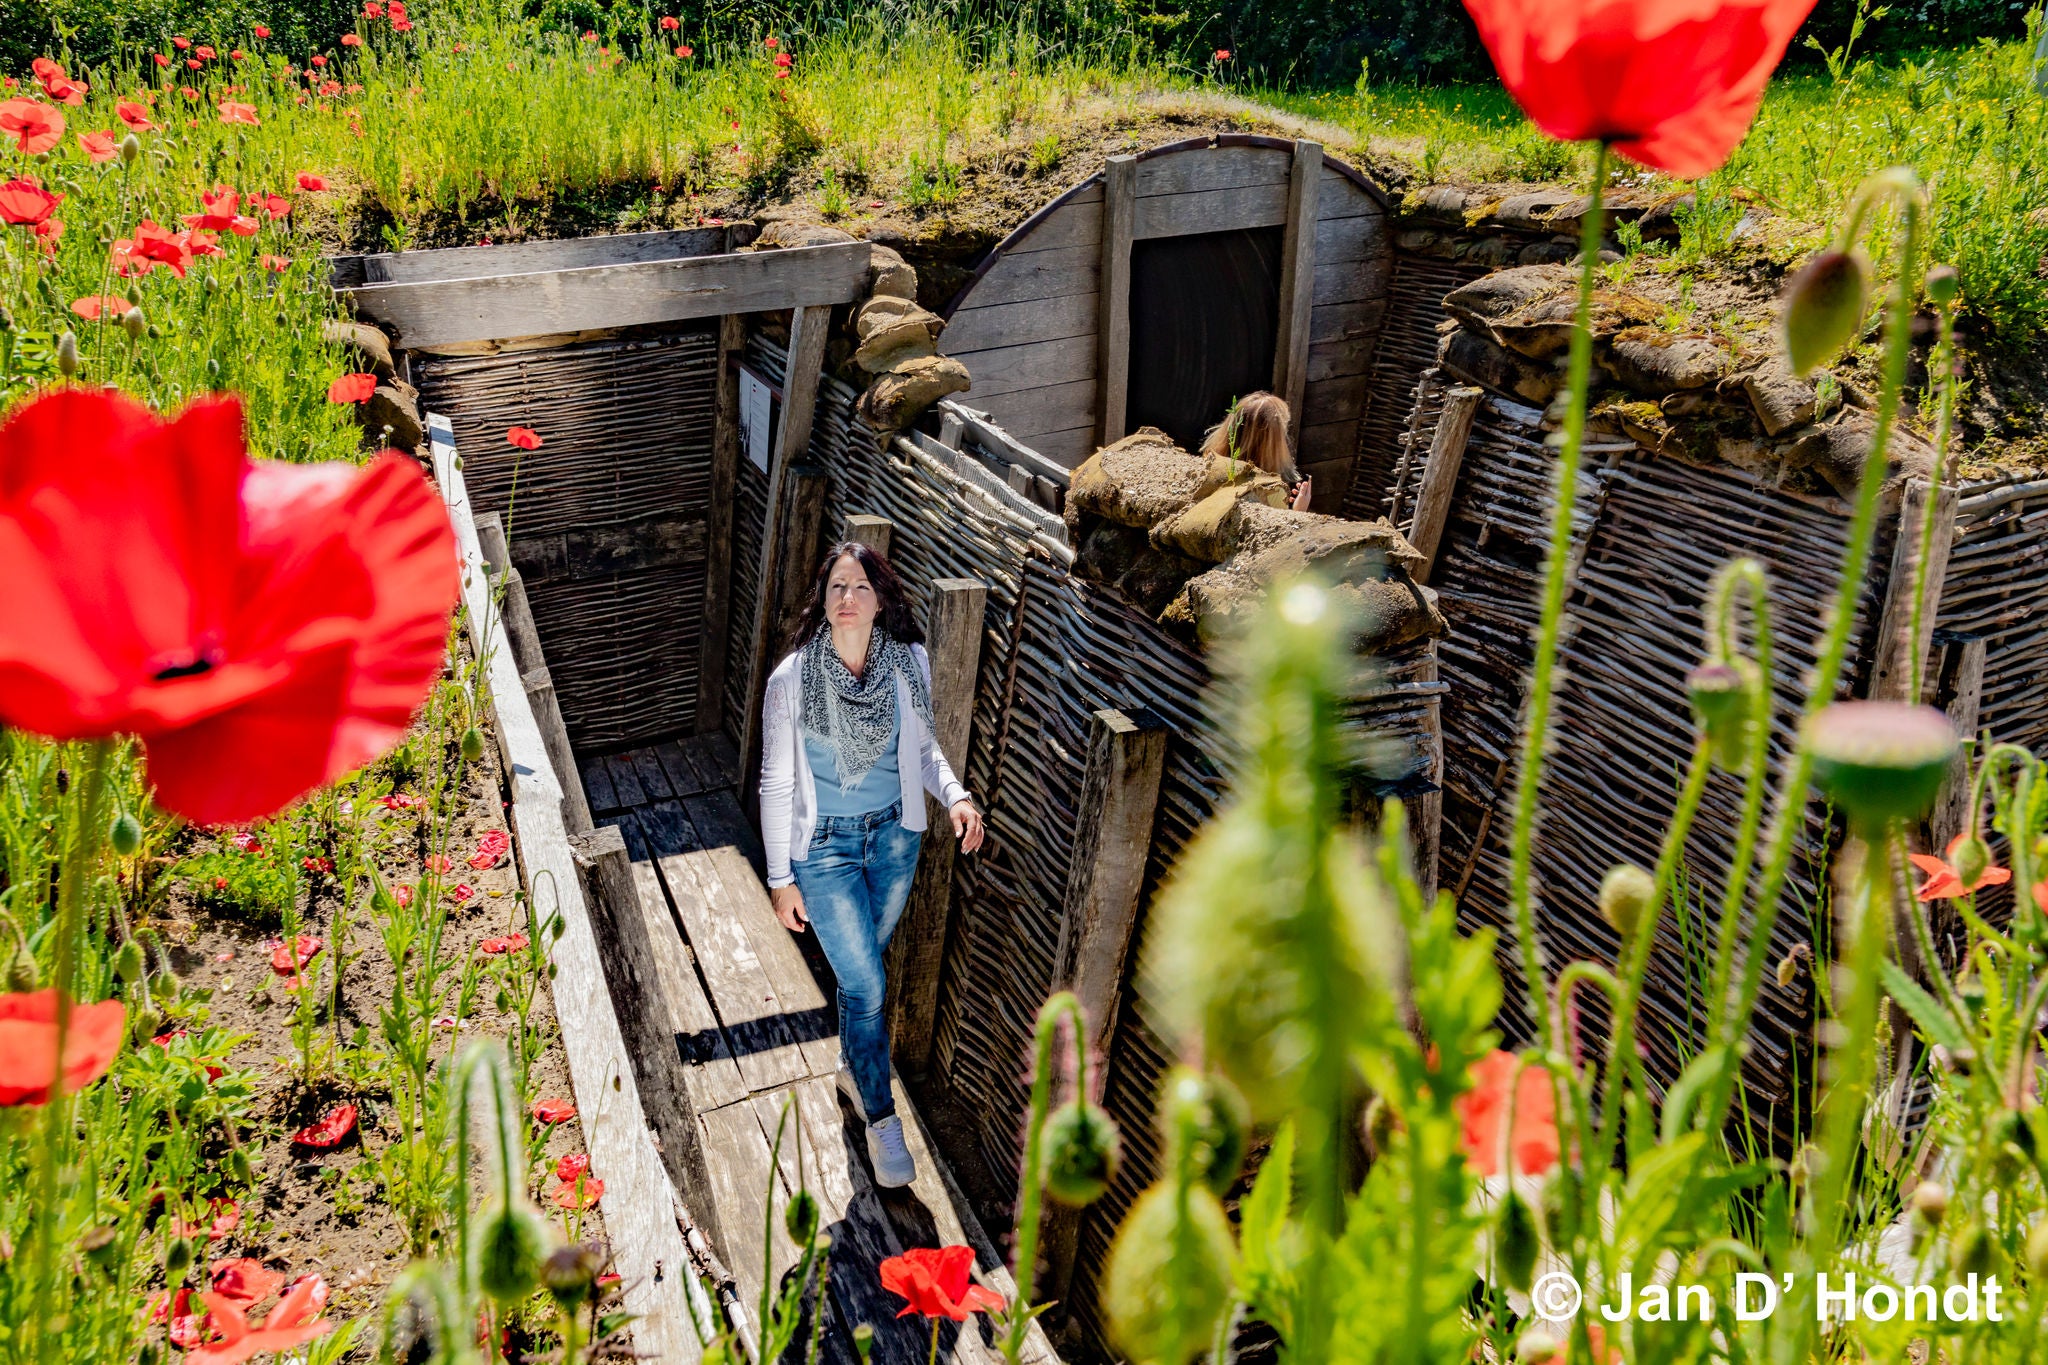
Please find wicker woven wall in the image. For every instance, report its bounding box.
[1942,481,2048,755]
[417,326,719,751]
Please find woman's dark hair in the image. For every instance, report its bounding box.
[782,541,924,653]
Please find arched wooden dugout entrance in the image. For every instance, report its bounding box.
[938,134,1396,512]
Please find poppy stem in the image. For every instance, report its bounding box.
[1905,295,1957,708]
[1004,992,1082,1363]
[1504,139,1610,1054]
[928,1315,940,1365]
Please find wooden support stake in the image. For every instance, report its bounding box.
[567,825,723,1250]
[1411,643,1444,905]
[738,304,834,804]
[475,512,545,674]
[1927,636,1988,852]
[1271,139,1323,443]
[843,513,893,558]
[523,666,595,834]
[1406,386,1484,585]
[696,313,745,736]
[1042,708,1168,1310]
[1096,156,1138,449]
[1868,478,1960,704]
[887,577,989,1077]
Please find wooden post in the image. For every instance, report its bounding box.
[523,666,595,834]
[887,577,988,1076]
[696,313,745,736]
[475,512,546,675]
[843,513,893,559]
[738,304,834,801]
[567,825,724,1250]
[1411,644,1444,905]
[1096,156,1138,449]
[1927,636,1988,851]
[1271,139,1323,443]
[1869,478,1959,704]
[1041,708,1168,1309]
[1406,387,1483,584]
[741,466,830,809]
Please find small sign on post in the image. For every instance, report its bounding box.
[738,365,775,474]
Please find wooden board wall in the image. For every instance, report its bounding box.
[939,138,1391,487]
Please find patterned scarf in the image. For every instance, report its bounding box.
[798,624,933,793]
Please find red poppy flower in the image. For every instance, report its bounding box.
[364,2,383,15]
[879,1246,1006,1321]
[210,1258,284,1305]
[111,219,191,277]
[381,791,423,809]
[449,883,476,904]
[195,45,217,60]
[0,100,64,154]
[1910,833,2012,902]
[674,45,693,58]
[154,54,171,68]
[117,101,154,130]
[31,58,63,83]
[309,54,327,67]
[394,884,414,907]
[532,1097,576,1125]
[174,36,192,49]
[180,86,199,100]
[230,830,261,852]
[187,59,203,70]
[327,372,377,404]
[0,178,62,227]
[504,426,543,450]
[185,187,260,236]
[581,29,598,41]
[1214,48,1231,60]
[173,1198,240,1240]
[479,932,527,955]
[0,989,126,1105]
[1456,1049,1561,1178]
[296,171,328,191]
[556,1152,590,1181]
[468,828,510,869]
[0,391,458,825]
[231,49,247,61]
[552,1177,604,1210]
[290,1103,356,1147]
[218,101,259,126]
[1459,0,1817,179]
[300,855,334,873]
[162,1288,208,1347]
[254,25,271,39]
[318,80,341,97]
[340,34,362,47]
[77,130,118,162]
[423,852,454,874]
[42,78,88,106]
[763,35,778,49]
[256,192,289,219]
[660,15,680,29]
[773,52,792,68]
[270,935,322,977]
[73,295,128,321]
[262,253,290,272]
[187,228,224,257]
[188,1276,333,1365]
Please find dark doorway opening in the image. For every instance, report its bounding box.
[1126,225,1283,452]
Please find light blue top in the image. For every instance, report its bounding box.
[804,709,902,817]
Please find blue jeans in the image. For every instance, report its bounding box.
[792,801,923,1123]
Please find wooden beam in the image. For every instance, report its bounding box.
[1271,139,1323,443]
[843,514,894,558]
[1096,156,1137,449]
[345,240,871,349]
[428,418,710,1360]
[523,666,595,834]
[1405,387,1484,584]
[508,514,707,586]
[328,225,730,288]
[567,824,725,1252]
[696,314,745,737]
[1042,708,1167,1311]
[1868,478,1959,704]
[888,577,989,1076]
[1927,636,1988,851]
[1412,643,1444,906]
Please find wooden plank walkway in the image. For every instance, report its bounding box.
[581,735,1056,1365]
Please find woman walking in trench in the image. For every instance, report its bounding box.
[757,541,985,1187]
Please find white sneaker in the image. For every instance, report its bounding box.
[836,1067,866,1123]
[867,1114,916,1188]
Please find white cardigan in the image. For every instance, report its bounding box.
[758,643,970,889]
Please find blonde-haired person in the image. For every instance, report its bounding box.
[1199,391,1313,512]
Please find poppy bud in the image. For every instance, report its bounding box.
[1950,834,1992,889]
[111,811,143,856]
[1956,969,1985,1013]
[1042,1099,1121,1207]
[57,331,79,378]
[784,1187,820,1243]
[1776,944,1808,989]
[1911,1180,1950,1227]
[165,1235,194,1278]
[114,938,145,984]
[474,1199,552,1304]
[494,986,510,1012]
[0,306,11,332]
[1925,264,1960,306]
[850,1325,874,1363]
[120,133,141,165]
[139,1347,159,1365]
[1160,1067,1248,1194]
[7,936,37,991]
[1598,863,1654,940]
[80,1223,119,1271]
[226,1145,254,1184]
[461,728,485,762]
[1686,661,1755,770]
[1788,1143,1822,1189]
[1104,1181,1236,1365]
[1807,702,1956,832]
[55,767,69,794]
[148,323,163,339]
[550,915,566,941]
[1783,249,1871,377]
[1949,1219,1999,1283]
[542,1243,603,1310]
[206,358,220,378]
[1515,1326,1566,1363]
[1496,1189,1541,1293]
[1364,1092,1400,1155]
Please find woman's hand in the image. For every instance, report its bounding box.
[1289,476,1314,512]
[771,884,808,933]
[950,799,985,853]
